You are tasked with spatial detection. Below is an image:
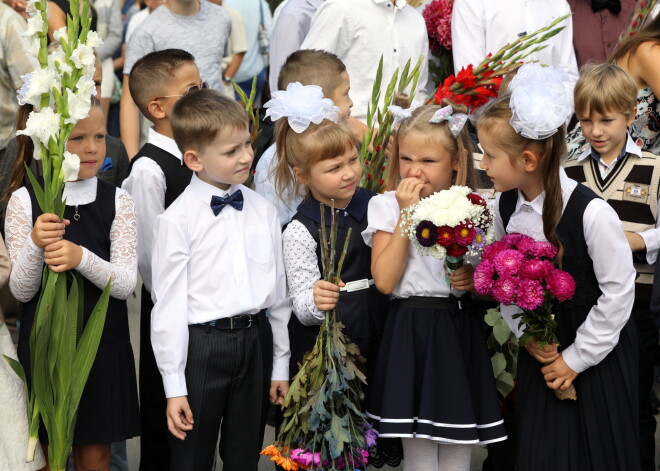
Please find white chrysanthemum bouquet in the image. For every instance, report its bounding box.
[2,1,111,470]
[400,186,494,276]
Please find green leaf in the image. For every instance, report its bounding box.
[484,307,501,327]
[24,165,45,211]
[491,352,506,378]
[2,354,27,384]
[493,318,512,345]
[495,371,515,399]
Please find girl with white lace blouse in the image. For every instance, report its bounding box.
[5,99,140,470]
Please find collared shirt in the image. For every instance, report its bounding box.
[494,168,635,374]
[151,174,291,397]
[121,128,183,293]
[0,5,33,151]
[268,0,323,93]
[577,134,660,264]
[301,0,430,123]
[451,0,578,115]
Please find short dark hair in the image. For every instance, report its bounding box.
[128,49,196,121]
[171,89,248,154]
[278,49,346,97]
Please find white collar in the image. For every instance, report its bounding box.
[577,134,643,163]
[148,128,183,161]
[189,173,242,207]
[515,167,575,215]
[372,0,407,9]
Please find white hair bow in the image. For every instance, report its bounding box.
[264,82,340,133]
[388,105,414,127]
[429,105,468,137]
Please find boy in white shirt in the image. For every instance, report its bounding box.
[150,89,290,470]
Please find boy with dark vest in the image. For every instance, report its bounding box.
[121,48,202,470]
[563,63,659,471]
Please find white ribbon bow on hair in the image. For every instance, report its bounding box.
[429,105,468,137]
[388,105,414,127]
[264,82,340,133]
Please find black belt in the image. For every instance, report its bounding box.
[196,310,266,330]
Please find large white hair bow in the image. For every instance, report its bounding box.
[264,82,340,133]
[508,63,570,140]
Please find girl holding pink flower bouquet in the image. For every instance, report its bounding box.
[363,100,507,470]
[477,63,639,470]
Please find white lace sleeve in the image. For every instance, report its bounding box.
[282,220,324,326]
[5,190,45,303]
[75,190,138,300]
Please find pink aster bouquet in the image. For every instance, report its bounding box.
[400,186,493,279]
[473,233,578,400]
[422,0,455,85]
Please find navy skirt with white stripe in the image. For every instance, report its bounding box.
[366,296,507,445]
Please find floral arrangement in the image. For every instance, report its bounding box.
[422,0,454,86]
[400,186,493,278]
[473,233,577,400]
[428,13,571,111]
[1,0,111,469]
[616,0,658,45]
[359,55,422,193]
[261,204,374,470]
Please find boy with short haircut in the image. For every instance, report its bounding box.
[563,63,659,470]
[120,48,201,470]
[254,49,353,226]
[151,89,290,471]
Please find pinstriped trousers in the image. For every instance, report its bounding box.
[168,313,273,471]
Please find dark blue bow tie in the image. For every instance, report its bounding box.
[210,190,244,215]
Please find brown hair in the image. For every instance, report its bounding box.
[273,118,356,200]
[610,14,660,65]
[3,97,104,204]
[477,95,567,257]
[573,63,638,118]
[387,100,476,191]
[128,48,196,121]
[277,49,347,97]
[171,88,248,155]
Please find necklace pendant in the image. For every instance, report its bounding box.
[73,206,80,221]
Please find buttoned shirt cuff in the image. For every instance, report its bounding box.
[163,373,188,398]
[638,229,659,264]
[271,356,289,381]
[561,345,589,374]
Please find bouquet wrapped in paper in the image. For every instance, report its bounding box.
[473,233,577,400]
[400,186,493,278]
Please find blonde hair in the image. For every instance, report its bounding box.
[574,63,637,118]
[277,50,346,97]
[171,89,248,154]
[477,95,567,258]
[387,100,476,191]
[273,119,356,200]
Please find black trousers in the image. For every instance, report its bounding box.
[169,313,273,471]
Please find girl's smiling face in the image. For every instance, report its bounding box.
[66,106,106,180]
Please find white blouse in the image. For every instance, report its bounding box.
[5,177,138,302]
[495,168,636,374]
[362,191,461,299]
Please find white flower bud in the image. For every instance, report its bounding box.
[85,31,103,48]
[24,13,44,38]
[62,151,80,182]
[65,91,91,124]
[70,44,95,70]
[53,27,68,44]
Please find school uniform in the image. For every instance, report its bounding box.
[121,128,192,470]
[361,191,507,446]
[151,173,291,471]
[496,168,639,470]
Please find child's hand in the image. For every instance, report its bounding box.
[270,380,289,405]
[395,177,425,210]
[450,264,474,292]
[313,279,345,311]
[624,231,645,252]
[524,337,559,364]
[31,213,69,248]
[541,353,578,391]
[44,240,83,272]
[166,396,194,440]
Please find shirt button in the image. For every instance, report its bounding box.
[387,2,391,5]
[394,48,397,52]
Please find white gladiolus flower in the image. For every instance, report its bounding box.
[65,91,91,124]
[85,31,103,48]
[53,27,68,45]
[16,107,61,147]
[48,46,73,75]
[76,75,95,100]
[24,13,44,38]
[62,151,80,182]
[31,138,43,161]
[17,67,60,107]
[70,43,94,70]
[28,37,40,61]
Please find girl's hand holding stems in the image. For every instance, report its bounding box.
[31,213,83,272]
[525,337,578,391]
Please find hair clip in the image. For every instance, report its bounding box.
[388,105,414,127]
[264,82,340,133]
[429,105,468,137]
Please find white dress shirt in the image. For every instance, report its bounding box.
[5,178,138,302]
[150,174,291,398]
[301,0,430,123]
[121,128,183,293]
[362,191,466,299]
[451,0,578,115]
[494,168,636,374]
[575,135,660,264]
[268,0,324,93]
[253,143,303,227]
